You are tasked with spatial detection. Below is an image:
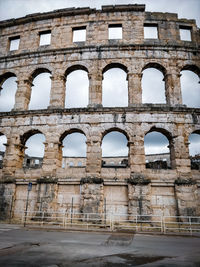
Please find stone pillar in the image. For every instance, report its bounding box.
[128,174,152,219]
[88,72,102,107]
[165,69,182,106]
[49,74,66,109]
[86,131,102,177]
[0,182,16,220]
[42,137,62,177]
[13,78,32,111]
[173,134,191,174]
[174,178,199,218]
[129,131,146,173]
[128,73,142,106]
[80,177,104,217]
[2,135,24,177]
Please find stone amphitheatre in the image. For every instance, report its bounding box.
[0,4,199,226]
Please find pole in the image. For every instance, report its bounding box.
[71,197,74,224]
[104,198,106,224]
[24,182,32,227]
[9,195,14,223]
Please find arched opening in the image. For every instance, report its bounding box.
[144,129,173,169]
[22,131,45,168]
[61,130,86,168]
[29,69,51,110]
[65,66,89,108]
[101,130,129,167]
[0,133,7,168]
[189,131,200,170]
[142,64,166,104]
[180,69,200,108]
[0,73,17,112]
[102,64,128,107]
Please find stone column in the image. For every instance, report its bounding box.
[49,74,66,109]
[165,69,182,106]
[173,134,191,174]
[88,72,102,107]
[13,78,32,111]
[86,130,102,178]
[129,131,146,173]
[128,73,142,106]
[127,175,152,220]
[174,179,199,219]
[42,137,62,177]
[2,135,24,178]
[80,178,104,217]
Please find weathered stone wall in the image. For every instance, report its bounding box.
[0,5,199,221]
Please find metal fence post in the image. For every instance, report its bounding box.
[160,215,163,233]
[163,216,166,234]
[136,214,138,232]
[189,217,192,235]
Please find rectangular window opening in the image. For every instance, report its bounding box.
[39,31,51,46]
[108,24,122,40]
[73,27,86,42]
[144,24,158,39]
[35,159,39,165]
[9,36,20,51]
[179,27,191,41]
[69,161,74,167]
[78,161,82,167]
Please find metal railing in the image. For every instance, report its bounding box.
[11,209,200,235]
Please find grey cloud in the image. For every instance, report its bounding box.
[142,68,165,104]
[144,132,169,155]
[62,133,86,157]
[65,70,89,108]
[102,131,128,157]
[25,134,45,157]
[189,133,200,156]
[0,77,17,112]
[181,71,200,108]
[0,135,7,152]
[102,68,128,107]
[29,73,51,110]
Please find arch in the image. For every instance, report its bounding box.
[0,72,17,112]
[142,62,167,75]
[102,127,130,141]
[180,68,200,108]
[101,130,129,166]
[102,63,128,75]
[30,68,51,81]
[144,127,174,169]
[20,129,43,146]
[146,126,172,141]
[29,68,51,110]
[65,64,89,77]
[60,128,86,143]
[22,130,46,168]
[181,65,200,78]
[142,64,166,104]
[0,72,16,87]
[188,130,200,170]
[61,130,87,160]
[65,66,89,108]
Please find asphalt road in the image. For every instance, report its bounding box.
[0,224,200,266]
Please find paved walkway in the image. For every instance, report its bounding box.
[0,223,200,266]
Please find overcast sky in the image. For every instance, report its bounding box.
[0,0,199,26]
[0,0,200,160]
